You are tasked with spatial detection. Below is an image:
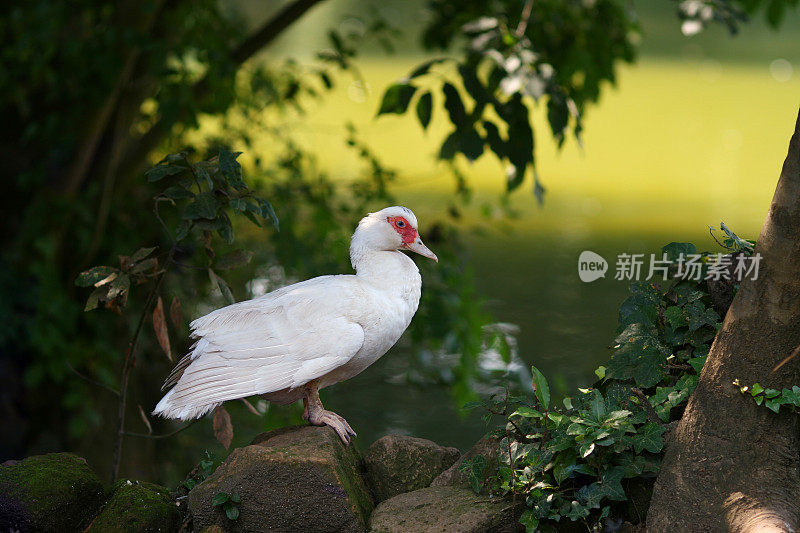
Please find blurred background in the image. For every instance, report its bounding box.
[2,0,799,486]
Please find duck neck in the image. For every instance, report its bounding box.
[350,245,422,310]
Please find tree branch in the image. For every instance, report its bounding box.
[231,0,325,65]
[117,0,326,179]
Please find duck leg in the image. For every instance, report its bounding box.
[302,380,357,445]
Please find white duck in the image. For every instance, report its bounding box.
[153,206,437,444]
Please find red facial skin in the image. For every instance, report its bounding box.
[387,216,417,244]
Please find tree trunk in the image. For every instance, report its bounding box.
[648,109,800,531]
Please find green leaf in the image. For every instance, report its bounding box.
[600,467,627,501]
[146,164,187,182]
[131,258,158,275]
[216,213,234,244]
[159,186,194,200]
[406,57,448,79]
[84,286,107,311]
[765,399,781,413]
[106,274,130,300]
[219,149,244,186]
[750,383,765,397]
[511,406,542,419]
[662,242,697,263]
[442,83,467,127]
[75,266,118,287]
[664,306,686,329]
[519,509,539,532]
[688,355,707,374]
[225,505,239,520]
[183,192,218,220]
[131,247,157,263]
[193,161,214,188]
[594,366,606,379]
[530,365,550,410]
[175,220,192,241]
[258,199,280,231]
[216,250,255,271]
[377,83,416,115]
[209,269,235,305]
[566,500,589,521]
[211,492,229,506]
[230,492,241,503]
[632,421,665,453]
[416,92,432,130]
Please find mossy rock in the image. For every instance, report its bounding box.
[368,485,519,533]
[189,425,373,532]
[0,453,104,532]
[363,435,460,502]
[86,479,181,532]
[431,436,500,493]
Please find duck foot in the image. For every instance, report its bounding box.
[302,380,357,445]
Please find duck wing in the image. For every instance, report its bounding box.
[153,277,365,420]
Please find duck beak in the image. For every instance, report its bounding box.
[405,237,438,263]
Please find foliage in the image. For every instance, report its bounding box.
[212,491,242,521]
[380,0,797,199]
[181,452,216,491]
[734,380,800,414]
[467,237,762,531]
[74,150,276,477]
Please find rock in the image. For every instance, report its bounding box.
[189,425,373,532]
[0,452,105,532]
[368,485,519,533]
[86,479,181,532]
[431,436,499,492]
[363,435,460,502]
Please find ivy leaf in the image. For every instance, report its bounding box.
[530,365,550,410]
[662,242,697,263]
[211,492,229,506]
[632,421,665,453]
[416,91,432,130]
[518,509,539,531]
[377,83,416,115]
[213,405,233,449]
[225,505,240,520]
[600,467,627,501]
[664,306,686,329]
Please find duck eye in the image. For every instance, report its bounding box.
[396,220,406,228]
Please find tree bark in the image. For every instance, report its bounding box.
[648,109,800,531]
